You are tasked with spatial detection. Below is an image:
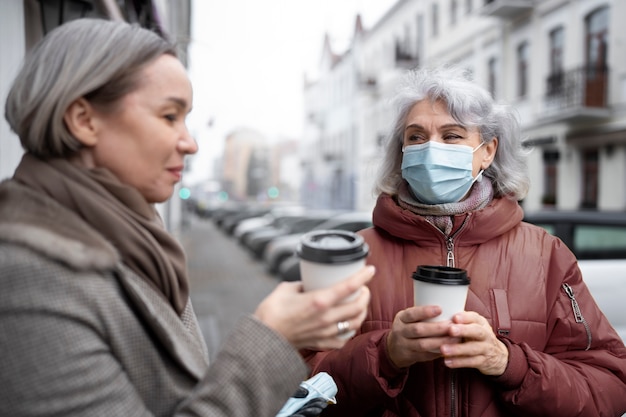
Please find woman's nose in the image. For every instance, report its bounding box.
[178,125,198,155]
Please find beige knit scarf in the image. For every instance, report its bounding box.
[14,153,189,315]
[397,178,494,236]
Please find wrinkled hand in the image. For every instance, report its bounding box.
[386,305,462,368]
[255,265,374,350]
[440,311,509,376]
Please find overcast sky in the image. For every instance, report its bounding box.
[184,0,397,183]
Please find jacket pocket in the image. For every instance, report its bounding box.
[490,289,511,336]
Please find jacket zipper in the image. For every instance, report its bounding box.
[446,237,455,267]
[433,214,469,268]
[431,214,469,417]
[450,370,457,417]
[562,283,592,350]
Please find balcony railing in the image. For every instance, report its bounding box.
[542,65,610,122]
[480,0,534,18]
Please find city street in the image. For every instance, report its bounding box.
[179,215,280,360]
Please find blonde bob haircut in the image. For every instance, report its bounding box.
[5,18,177,158]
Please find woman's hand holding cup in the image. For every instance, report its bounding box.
[254,264,374,350]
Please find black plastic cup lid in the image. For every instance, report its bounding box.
[297,229,369,264]
[412,265,470,285]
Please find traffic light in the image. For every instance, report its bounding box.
[179,187,191,200]
[267,186,279,199]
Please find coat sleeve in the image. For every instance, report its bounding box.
[494,239,626,416]
[178,316,309,417]
[0,246,307,417]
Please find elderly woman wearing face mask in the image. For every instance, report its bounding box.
[0,18,374,417]
[301,66,626,417]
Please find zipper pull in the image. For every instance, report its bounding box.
[563,283,583,323]
[562,283,592,350]
[446,238,455,268]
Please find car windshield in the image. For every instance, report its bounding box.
[574,224,626,258]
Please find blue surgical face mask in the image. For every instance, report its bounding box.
[401,141,485,204]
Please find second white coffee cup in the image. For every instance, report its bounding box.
[297,230,369,339]
[412,265,470,323]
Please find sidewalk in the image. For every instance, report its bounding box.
[180,216,279,359]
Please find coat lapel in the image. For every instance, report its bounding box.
[114,265,209,381]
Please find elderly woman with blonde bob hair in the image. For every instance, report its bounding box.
[0,18,374,416]
[302,66,626,417]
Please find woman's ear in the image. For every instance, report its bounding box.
[63,98,98,147]
[481,137,498,170]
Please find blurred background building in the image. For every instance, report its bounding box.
[302,0,626,213]
[0,0,191,233]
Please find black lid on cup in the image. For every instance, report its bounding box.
[297,230,369,264]
[412,265,470,285]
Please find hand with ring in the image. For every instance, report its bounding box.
[336,320,351,337]
[254,265,374,350]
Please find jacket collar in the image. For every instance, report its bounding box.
[373,193,524,245]
[0,179,119,271]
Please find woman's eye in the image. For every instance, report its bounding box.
[164,114,177,122]
[444,133,463,141]
[407,133,426,142]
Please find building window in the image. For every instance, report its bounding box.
[547,26,564,96]
[581,149,599,209]
[417,13,424,61]
[586,6,609,73]
[432,3,439,37]
[451,0,458,25]
[585,6,609,107]
[488,57,497,98]
[549,27,564,75]
[517,42,529,98]
[543,150,559,206]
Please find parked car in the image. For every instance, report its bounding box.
[233,205,306,241]
[244,211,339,259]
[220,206,275,235]
[523,209,626,342]
[272,211,373,279]
[239,213,309,248]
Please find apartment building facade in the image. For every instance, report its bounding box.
[303,0,626,213]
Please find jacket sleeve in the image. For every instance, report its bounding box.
[493,239,626,416]
[178,316,309,417]
[301,328,409,417]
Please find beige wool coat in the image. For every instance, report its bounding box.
[0,180,308,417]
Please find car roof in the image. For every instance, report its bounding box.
[523,210,626,225]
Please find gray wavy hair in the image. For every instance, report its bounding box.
[374,65,529,200]
[5,18,176,158]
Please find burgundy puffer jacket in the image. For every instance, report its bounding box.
[303,194,626,417]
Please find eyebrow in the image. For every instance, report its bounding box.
[166,97,190,110]
[405,123,467,131]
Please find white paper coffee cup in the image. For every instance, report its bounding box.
[412,265,470,323]
[297,230,369,339]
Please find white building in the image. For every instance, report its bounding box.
[304,0,626,213]
[0,0,192,233]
